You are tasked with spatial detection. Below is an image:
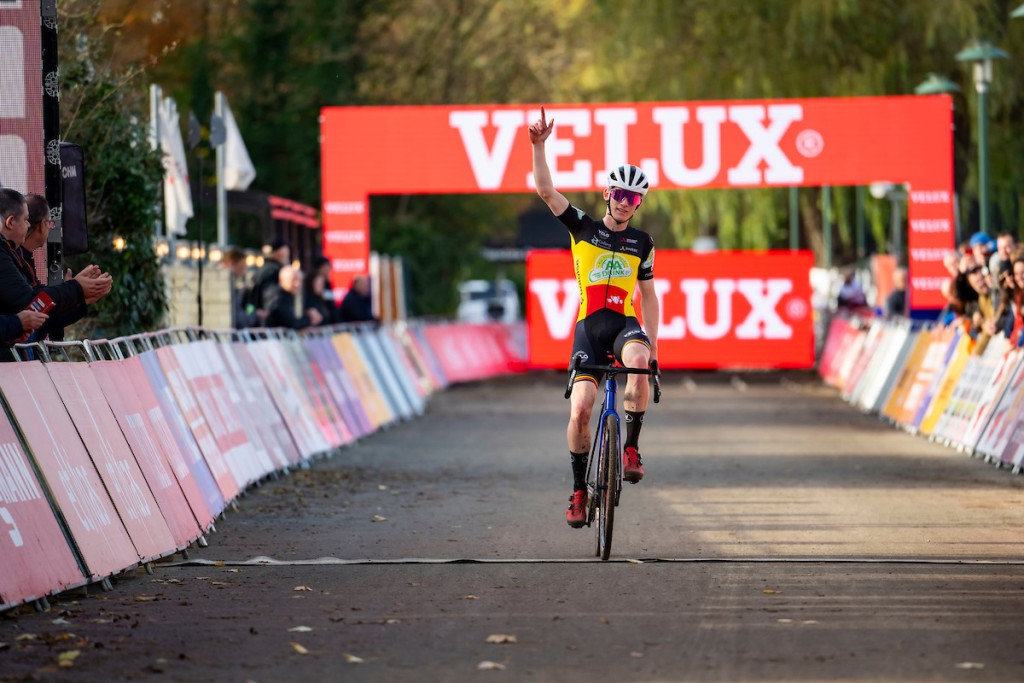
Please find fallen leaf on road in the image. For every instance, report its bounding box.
[51,617,71,625]
[57,650,80,667]
[293,586,312,592]
[486,634,517,644]
[343,653,364,663]
[477,661,506,670]
[464,595,478,600]
[288,626,312,633]
[955,662,985,670]
[290,642,309,655]
[763,589,781,594]
[372,515,388,522]
[630,651,643,658]
[626,559,644,564]
[385,619,400,625]
[15,634,37,641]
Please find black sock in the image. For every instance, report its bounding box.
[624,411,645,449]
[570,451,588,491]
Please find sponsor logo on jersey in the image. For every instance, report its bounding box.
[588,253,632,283]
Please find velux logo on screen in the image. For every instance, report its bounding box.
[531,277,799,341]
[449,105,808,190]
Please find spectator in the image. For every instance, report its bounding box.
[1009,250,1024,347]
[339,274,376,323]
[21,194,96,341]
[0,309,48,345]
[222,246,263,328]
[250,237,290,315]
[0,188,110,326]
[969,231,997,274]
[303,256,336,325]
[991,231,1018,274]
[952,251,981,315]
[964,260,1008,354]
[836,267,868,310]
[264,265,323,330]
[885,267,907,318]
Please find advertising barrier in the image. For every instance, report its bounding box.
[0,409,86,610]
[0,321,525,611]
[46,362,177,563]
[0,363,140,579]
[820,314,1024,478]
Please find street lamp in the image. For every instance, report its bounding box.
[913,73,960,96]
[955,39,1008,236]
[870,182,908,264]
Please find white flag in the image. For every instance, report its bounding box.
[221,96,256,191]
[159,97,193,236]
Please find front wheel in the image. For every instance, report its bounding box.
[596,414,618,561]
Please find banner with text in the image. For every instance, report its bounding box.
[526,250,814,369]
[322,97,953,307]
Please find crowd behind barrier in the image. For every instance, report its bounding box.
[0,321,525,613]
[818,311,1024,475]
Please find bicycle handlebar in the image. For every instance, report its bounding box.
[565,357,661,404]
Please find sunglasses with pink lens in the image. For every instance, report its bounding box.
[610,188,643,206]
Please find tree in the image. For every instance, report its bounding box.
[58,1,168,337]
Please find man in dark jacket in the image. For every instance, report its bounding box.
[0,189,110,319]
[250,237,290,317]
[265,265,323,330]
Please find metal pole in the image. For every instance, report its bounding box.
[978,84,990,235]
[789,187,799,250]
[855,185,866,268]
[890,197,902,264]
[215,91,227,246]
[823,186,832,269]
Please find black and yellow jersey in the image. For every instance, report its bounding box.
[557,205,655,323]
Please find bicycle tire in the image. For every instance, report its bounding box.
[596,414,618,561]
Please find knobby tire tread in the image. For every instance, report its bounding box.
[598,414,618,561]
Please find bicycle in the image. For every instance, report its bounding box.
[565,355,661,560]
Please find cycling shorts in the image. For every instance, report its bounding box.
[569,309,650,386]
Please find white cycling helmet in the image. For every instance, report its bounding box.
[607,164,649,196]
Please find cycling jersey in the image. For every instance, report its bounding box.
[557,205,655,322]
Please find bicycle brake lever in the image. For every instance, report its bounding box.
[650,360,661,404]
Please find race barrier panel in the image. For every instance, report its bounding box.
[819,313,1024,476]
[46,362,178,563]
[0,408,86,611]
[0,362,141,580]
[0,320,524,611]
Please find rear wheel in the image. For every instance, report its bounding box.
[596,414,618,561]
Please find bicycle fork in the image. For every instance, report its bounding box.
[587,376,622,524]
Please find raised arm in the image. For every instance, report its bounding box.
[529,107,569,216]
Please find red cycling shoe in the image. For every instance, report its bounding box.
[566,490,587,528]
[623,446,644,483]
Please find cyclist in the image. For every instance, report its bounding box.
[528,107,660,528]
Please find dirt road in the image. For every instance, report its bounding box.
[2,371,1024,682]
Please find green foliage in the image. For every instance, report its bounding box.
[68,0,1024,314]
[59,5,168,337]
[369,194,519,315]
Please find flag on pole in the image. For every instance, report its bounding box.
[221,96,256,191]
[158,97,193,236]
